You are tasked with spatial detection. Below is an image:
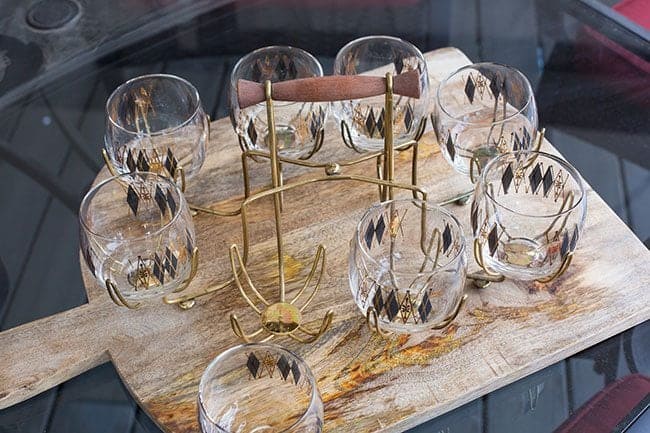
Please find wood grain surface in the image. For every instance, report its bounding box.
[1,47,649,433]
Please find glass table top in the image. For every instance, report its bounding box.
[0,0,648,431]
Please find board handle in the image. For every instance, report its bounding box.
[0,303,111,409]
[237,69,421,109]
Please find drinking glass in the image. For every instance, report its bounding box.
[198,343,323,433]
[470,150,587,281]
[434,63,538,181]
[349,199,466,333]
[104,74,209,181]
[79,172,196,304]
[230,46,327,160]
[333,35,430,152]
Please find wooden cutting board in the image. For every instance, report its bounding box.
[1,47,649,433]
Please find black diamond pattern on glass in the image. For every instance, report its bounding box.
[276,355,290,380]
[247,353,260,378]
[512,132,521,151]
[542,165,554,197]
[502,162,514,194]
[529,163,543,194]
[464,75,476,103]
[364,220,376,249]
[394,57,404,74]
[375,215,386,246]
[126,184,139,215]
[561,230,570,258]
[373,289,384,315]
[489,75,501,99]
[166,190,177,215]
[291,360,301,384]
[522,128,531,148]
[446,133,456,160]
[164,149,177,177]
[442,223,452,253]
[136,150,149,172]
[247,119,257,144]
[309,113,319,140]
[153,253,164,284]
[155,185,167,216]
[386,290,399,321]
[365,109,376,137]
[185,229,193,254]
[488,224,499,257]
[418,292,432,323]
[126,150,136,172]
[376,109,385,138]
[404,103,414,131]
[570,225,579,251]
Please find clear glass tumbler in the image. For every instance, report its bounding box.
[198,343,323,433]
[230,46,327,160]
[104,74,209,181]
[434,63,538,180]
[333,35,430,152]
[470,150,587,281]
[349,199,466,333]
[79,172,196,303]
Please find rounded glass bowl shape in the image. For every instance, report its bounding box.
[349,199,466,333]
[470,151,587,281]
[333,35,430,152]
[434,63,538,178]
[198,343,324,433]
[230,46,327,160]
[79,172,196,301]
[104,74,208,180]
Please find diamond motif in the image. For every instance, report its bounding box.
[512,132,522,151]
[522,129,531,148]
[399,291,414,324]
[464,75,476,103]
[164,149,177,177]
[488,224,499,257]
[529,163,543,194]
[542,166,554,197]
[247,120,257,144]
[446,133,456,161]
[561,230,570,258]
[502,162,514,194]
[489,75,501,99]
[155,185,167,216]
[291,360,301,384]
[364,220,376,249]
[442,223,452,253]
[570,225,579,251]
[365,109,376,137]
[404,103,414,131]
[126,184,139,215]
[372,289,384,315]
[152,253,164,284]
[276,355,290,380]
[166,190,177,215]
[185,229,193,254]
[375,215,386,246]
[418,292,432,323]
[126,150,136,172]
[136,150,149,172]
[376,109,385,138]
[247,353,260,378]
[386,290,399,321]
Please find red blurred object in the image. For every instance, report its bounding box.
[554,374,650,433]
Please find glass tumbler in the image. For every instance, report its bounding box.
[198,343,323,433]
[230,46,327,160]
[470,151,587,281]
[333,35,429,152]
[79,172,196,304]
[104,74,209,181]
[434,63,538,181]
[349,199,466,333]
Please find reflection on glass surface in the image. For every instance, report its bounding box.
[0,0,648,431]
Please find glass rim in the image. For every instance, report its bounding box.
[198,342,320,433]
[436,62,534,126]
[105,73,203,137]
[230,45,324,85]
[481,150,586,218]
[355,198,466,276]
[79,172,186,242]
[334,35,427,75]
